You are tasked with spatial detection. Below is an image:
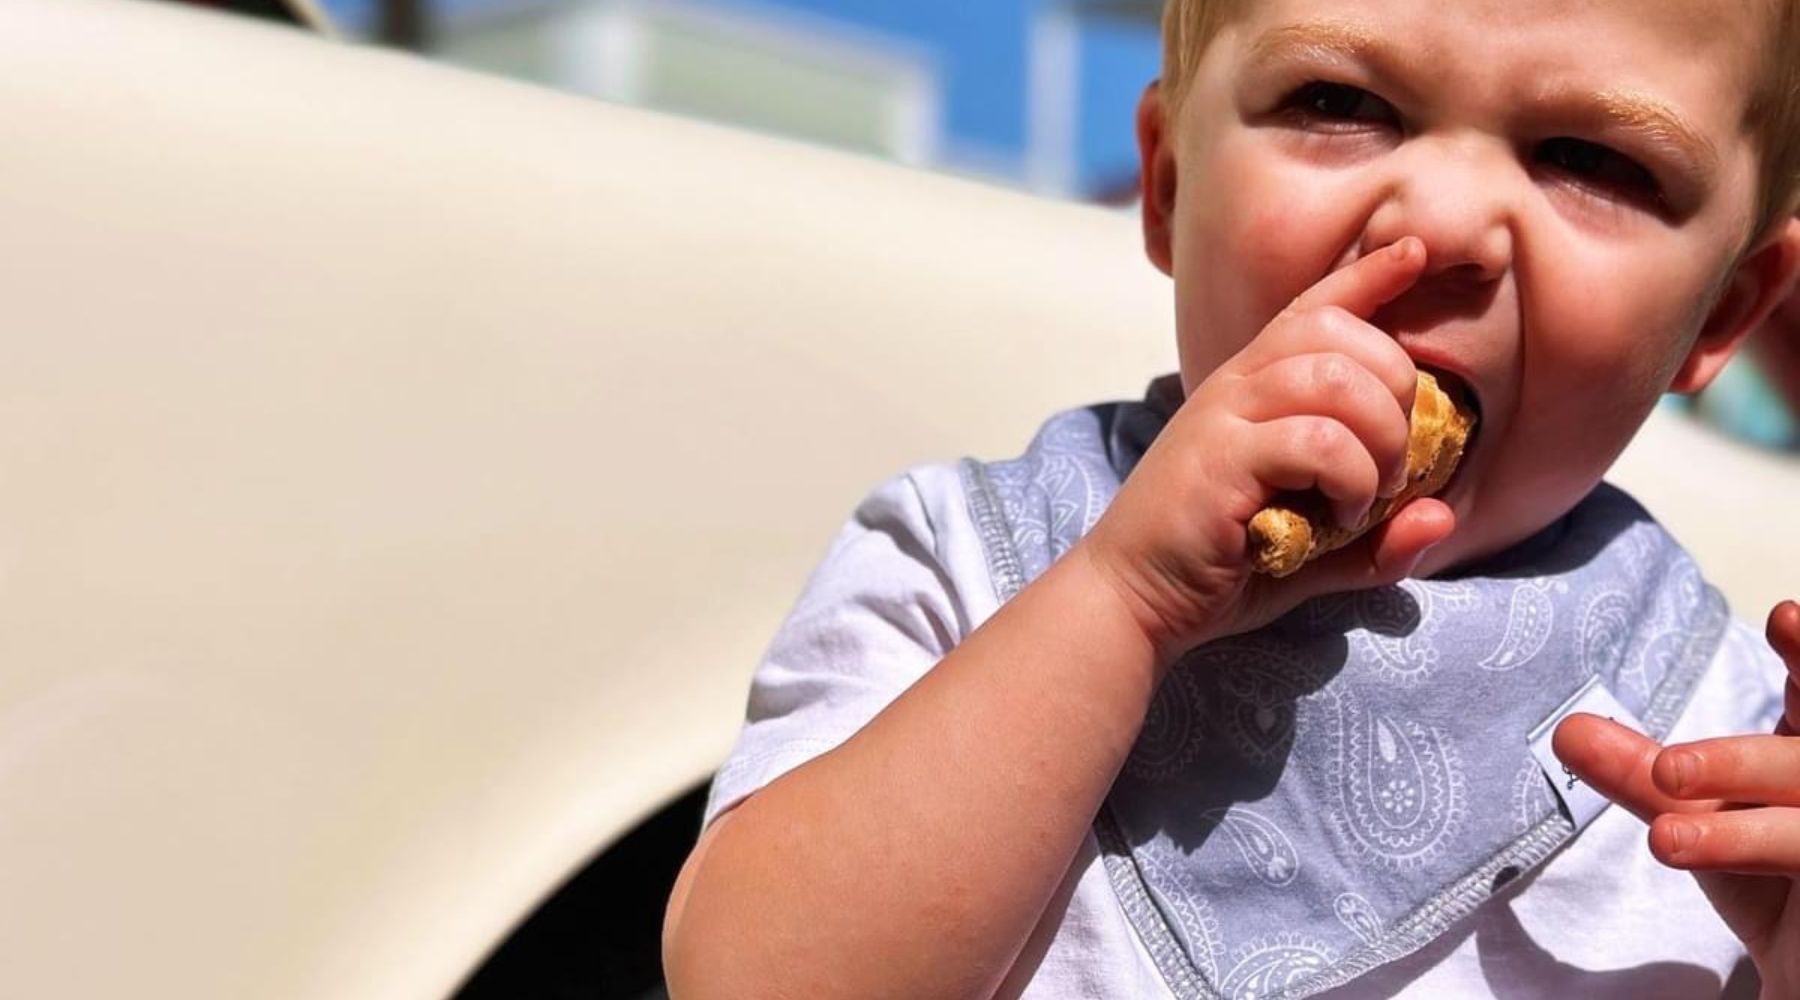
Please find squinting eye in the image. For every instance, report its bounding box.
[1282,82,1399,127]
[1534,138,1662,203]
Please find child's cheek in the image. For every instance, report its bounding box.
[1176,159,1358,376]
[1506,253,1691,495]
[1522,246,1695,400]
[1235,202,1335,319]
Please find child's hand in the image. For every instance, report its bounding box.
[1081,236,1457,658]
[1555,601,1800,996]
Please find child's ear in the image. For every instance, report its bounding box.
[1671,215,1800,394]
[1136,81,1178,277]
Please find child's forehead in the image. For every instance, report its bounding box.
[1214,0,1765,120]
[1226,0,1761,68]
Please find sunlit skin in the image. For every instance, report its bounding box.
[1112,0,1783,610]
[1557,602,1800,994]
[1090,0,1800,991]
[1088,0,1799,650]
[663,1,1800,995]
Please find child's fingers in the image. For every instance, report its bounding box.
[1285,236,1428,321]
[1552,713,1724,824]
[1234,355,1413,495]
[1769,600,1800,671]
[1652,735,1800,806]
[1231,306,1419,408]
[1277,498,1455,604]
[1242,417,1383,529]
[1648,807,1800,876]
[1770,602,1800,734]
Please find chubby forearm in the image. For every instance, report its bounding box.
[663,545,1166,1000]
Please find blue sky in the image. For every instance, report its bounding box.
[707,0,1160,190]
[321,0,1161,194]
[742,0,1035,150]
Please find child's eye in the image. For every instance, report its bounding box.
[1280,82,1399,128]
[1533,138,1664,207]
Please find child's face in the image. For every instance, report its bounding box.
[1141,0,1800,574]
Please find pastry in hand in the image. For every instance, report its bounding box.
[1247,370,1477,578]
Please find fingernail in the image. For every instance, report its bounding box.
[1666,751,1697,795]
[1385,466,1409,497]
[1664,819,1696,858]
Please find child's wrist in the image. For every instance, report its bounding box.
[1072,540,1211,676]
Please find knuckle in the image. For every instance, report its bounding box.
[1270,302,1316,337]
[1367,350,1415,397]
[1386,347,1421,392]
[1312,305,1358,337]
[1311,354,1360,394]
[1379,407,1413,455]
[1299,417,1352,457]
[1312,425,1378,494]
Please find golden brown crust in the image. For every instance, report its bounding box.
[1248,370,1477,578]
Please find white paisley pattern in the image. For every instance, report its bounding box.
[1510,758,1559,836]
[1126,668,1210,783]
[1136,839,1226,984]
[1205,807,1300,887]
[1221,933,1336,1000]
[1350,583,1441,683]
[1332,892,1385,947]
[1579,589,1637,678]
[1192,643,1316,769]
[1328,691,1467,870]
[1346,580,1481,683]
[969,388,1725,1000]
[1479,580,1561,672]
[984,413,1119,583]
[1629,628,1689,703]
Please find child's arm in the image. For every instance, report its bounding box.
[664,542,1170,1000]
[1557,600,1800,1000]
[663,239,1448,1000]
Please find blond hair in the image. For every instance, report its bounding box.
[1159,0,1800,239]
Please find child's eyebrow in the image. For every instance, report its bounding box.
[1242,21,1420,103]
[1576,89,1719,181]
[1246,21,1385,75]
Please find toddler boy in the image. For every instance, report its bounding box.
[666,0,1800,997]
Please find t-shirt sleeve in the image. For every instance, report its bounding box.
[702,468,976,827]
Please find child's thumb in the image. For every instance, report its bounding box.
[1274,498,1455,607]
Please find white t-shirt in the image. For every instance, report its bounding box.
[706,465,1785,999]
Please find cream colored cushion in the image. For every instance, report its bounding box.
[0,1,1791,998]
[0,1,1166,998]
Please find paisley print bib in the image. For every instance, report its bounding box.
[959,377,1725,1000]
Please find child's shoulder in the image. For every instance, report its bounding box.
[817,462,1002,622]
[845,463,973,557]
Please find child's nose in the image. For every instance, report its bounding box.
[1358,138,1517,283]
